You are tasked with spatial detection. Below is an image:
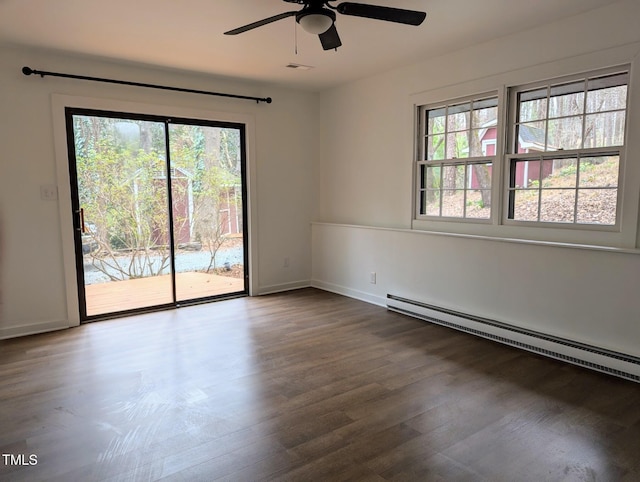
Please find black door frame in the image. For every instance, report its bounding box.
[65,107,249,322]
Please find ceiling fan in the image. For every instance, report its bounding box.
[224,0,427,51]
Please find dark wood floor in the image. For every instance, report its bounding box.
[1,288,639,481]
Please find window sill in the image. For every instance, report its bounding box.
[312,222,640,254]
[411,218,638,253]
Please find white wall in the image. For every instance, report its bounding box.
[313,0,640,357]
[0,46,317,338]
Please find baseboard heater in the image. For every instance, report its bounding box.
[387,294,640,383]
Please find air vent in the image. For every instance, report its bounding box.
[286,63,314,70]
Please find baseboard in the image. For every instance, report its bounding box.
[0,319,70,340]
[258,280,312,296]
[387,294,640,383]
[311,280,387,307]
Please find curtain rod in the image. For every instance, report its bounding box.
[21,66,272,104]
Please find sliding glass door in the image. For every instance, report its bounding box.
[66,109,248,321]
[168,122,246,303]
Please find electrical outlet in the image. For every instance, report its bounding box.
[40,184,58,201]
[283,257,290,268]
[370,272,377,284]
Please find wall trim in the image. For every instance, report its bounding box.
[0,320,70,340]
[259,280,312,296]
[312,222,640,255]
[311,279,386,307]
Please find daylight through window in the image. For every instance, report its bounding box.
[507,70,628,226]
[415,66,630,234]
[417,95,498,220]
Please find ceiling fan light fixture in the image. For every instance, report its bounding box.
[297,10,334,35]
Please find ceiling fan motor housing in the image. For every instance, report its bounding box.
[296,6,336,34]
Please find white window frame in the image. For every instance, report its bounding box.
[411,45,640,249]
[503,67,629,231]
[415,92,499,223]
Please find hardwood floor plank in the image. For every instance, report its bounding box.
[85,272,244,316]
[1,288,639,481]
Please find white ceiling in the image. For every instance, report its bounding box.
[0,0,622,91]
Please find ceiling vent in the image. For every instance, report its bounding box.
[286,63,314,71]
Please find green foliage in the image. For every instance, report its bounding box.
[431,137,445,160]
[427,166,441,189]
[74,115,243,280]
[559,164,578,177]
[466,199,485,209]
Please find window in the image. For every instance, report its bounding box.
[507,70,628,226]
[414,66,632,240]
[417,95,497,220]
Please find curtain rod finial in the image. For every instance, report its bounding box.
[22,66,34,76]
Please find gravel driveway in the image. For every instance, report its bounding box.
[83,245,244,284]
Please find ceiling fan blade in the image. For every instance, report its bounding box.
[319,24,342,50]
[336,2,426,26]
[224,11,297,35]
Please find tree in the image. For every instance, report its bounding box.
[74,116,244,282]
[75,116,172,281]
[170,124,242,272]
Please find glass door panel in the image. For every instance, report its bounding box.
[71,114,173,318]
[169,123,246,302]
